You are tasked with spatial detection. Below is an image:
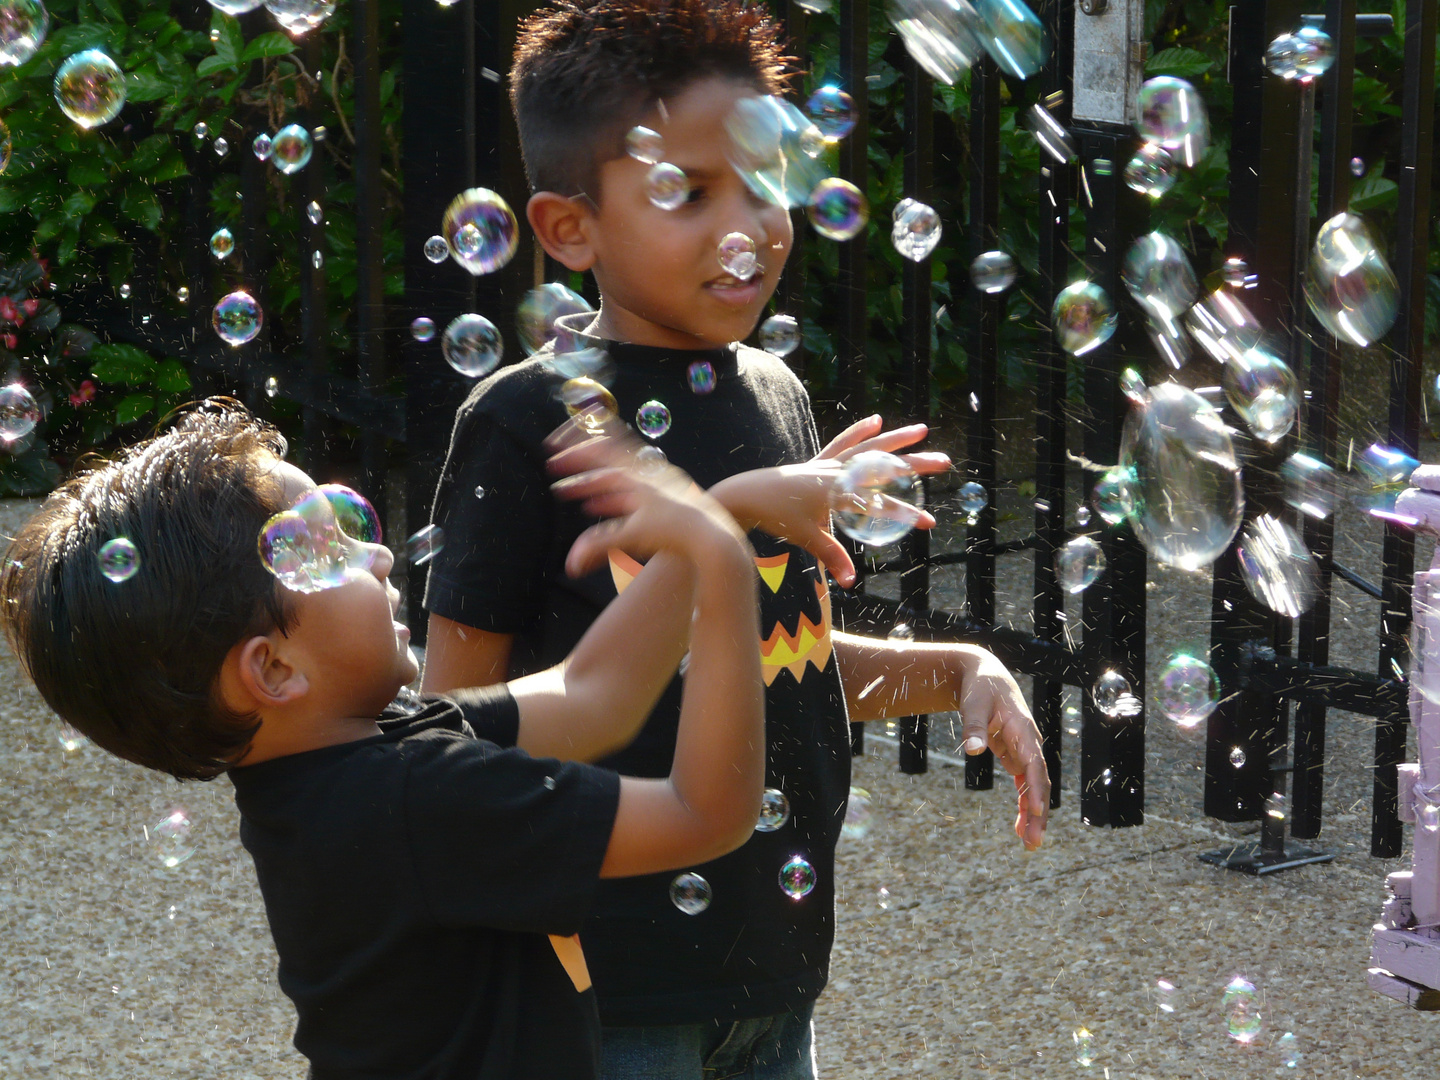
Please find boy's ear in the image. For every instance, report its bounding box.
[222,634,310,712]
[528,191,596,272]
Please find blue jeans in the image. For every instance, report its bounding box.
[599,1002,817,1080]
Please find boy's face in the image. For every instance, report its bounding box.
[269,461,420,715]
[585,76,793,350]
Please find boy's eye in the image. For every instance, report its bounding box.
[685,186,706,204]
[317,484,383,543]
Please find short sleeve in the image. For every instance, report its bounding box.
[424,402,555,632]
[446,684,521,747]
[402,735,620,935]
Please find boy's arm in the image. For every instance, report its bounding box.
[421,615,513,692]
[831,632,1051,851]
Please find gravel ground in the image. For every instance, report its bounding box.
[3,405,1439,1078]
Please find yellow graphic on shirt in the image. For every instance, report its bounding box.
[607,549,833,688]
[548,933,592,993]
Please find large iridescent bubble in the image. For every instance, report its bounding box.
[54,49,126,129]
[517,283,593,356]
[1222,346,1299,444]
[1118,381,1243,571]
[271,123,313,174]
[885,0,984,85]
[0,0,48,66]
[1121,231,1197,324]
[264,0,335,35]
[806,178,869,242]
[1304,212,1399,347]
[971,0,1050,80]
[830,450,924,547]
[1236,514,1319,617]
[724,94,830,209]
[1051,281,1116,356]
[0,382,39,441]
[441,188,519,276]
[1136,76,1208,167]
[213,290,263,346]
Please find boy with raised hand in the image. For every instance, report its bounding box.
[0,399,844,1080]
[422,0,1051,1076]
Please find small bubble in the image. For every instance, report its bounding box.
[252,132,273,161]
[270,124,313,174]
[175,286,189,303]
[1223,976,1262,1043]
[1092,669,1141,719]
[213,136,228,158]
[98,538,140,583]
[192,121,208,138]
[306,200,322,224]
[686,360,715,395]
[669,871,711,914]
[830,451,923,547]
[441,313,502,377]
[150,807,196,869]
[969,250,1017,293]
[625,125,664,165]
[756,788,791,832]
[0,384,39,442]
[119,283,131,299]
[410,317,436,342]
[210,227,235,260]
[54,49,127,129]
[635,400,672,439]
[759,314,800,356]
[56,721,85,753]
[406,525,444,566]
[717,232,758,280]
[311,249,323,269]
[645,162,689,210]
[212,290,263,346]
[1072,1027,1095,1067]
[473,485,485,500]
[778,854,817,899]
[842,787,874,839]
[264,376,279,398]
[1349,156,1365,177]
[423,235,449,263]
[1230,746,1246,768]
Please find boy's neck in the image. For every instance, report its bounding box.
[237,710,386,767]
[592,305,732,352]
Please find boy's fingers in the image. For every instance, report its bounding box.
[900,451,953,476]
[872,494,935,530]
[817,414,884,459]
[836,423,931,461]
[551,466,635,501]
[809,532,855,588]
[565,520,626,577]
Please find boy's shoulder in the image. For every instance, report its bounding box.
[456,354,569,443]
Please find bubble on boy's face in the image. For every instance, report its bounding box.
[723,94,830,209]
[258,486,380,594]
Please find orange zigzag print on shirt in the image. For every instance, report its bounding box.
[608,549,833,687]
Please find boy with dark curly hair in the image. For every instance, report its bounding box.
[422,2,1052,1076]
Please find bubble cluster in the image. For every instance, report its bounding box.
[410,316,436,342]
[1223,976,1262,1043]
[779,855,816,900]
[1136,76,1208,166]
[669,872,712,915]
[1055,535,1105,594]
[1052,281,1117,356]
[150,807,196,869]
[1093,668,1141,719]
[1119,382,1242,571]
[891,199,942,262]
[724,94,829,208]
[406,524,444,566]
[260,490,367,593]
[265,0,336,36]
[1304,211,1399,347]
[687,360,715,395]
[1223,346,1299,443]
[756,788,791,832]
[0,0,49,66]
[806,85,856,140]
[516,283,592,356]
[1265,25,1334,81]
[806,177,869,241]
[1124,142,1177,199]
[0,383,39,441]
[97,537,139,583]
[441,313,503,377]
[635,400,671,439]
[645,162,689,211]
[759,313,801,357]
[970,249,1017,293]
[440,188,519,276]
[830,450,924,547]
[213,290,264,346]
[1156,654,1219,728]
[625,125,664,165]
[1236,513,1318,617]
[717,232,758,281]
[842,786,875,839]
[54,49,126,129]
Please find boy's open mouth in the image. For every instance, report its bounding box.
[704,273,763,303]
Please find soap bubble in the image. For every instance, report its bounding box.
[318,484,381,543]
[1187,287,1264,364]
[1349,156,1365,177]
[56,721,84,752]
[779,855,817,899]
[970,250,1017,293]
[264,0,335,36]
[806,177,869,241]
[1119,382,1242,570]
[54,49,126,129]
[252,132,272,160]
[1124,143,1177,199]
[213,136,229,158]
[310,249,323,269]
[830,450,924,547]
[1223,346,1299,443]
[891,199,942,262]
[1280,453,1337,519]
[259,491,358,593]
[410,316,435,342]
[842,786,875,839]
[625,125,663,164]
[176,286,190,303]
[1093,668,1141,719]
[0,383,38,441]
[212,290,263,346]
[1278,1032,1300,1068]
[0,0,49,66]
[1147,314,1191,369]
[724,94,830,209]
[1025,103,1076,163]
[209,0,263,13]
[759,313,800,356]
[1223,976,1262,1043]
[1357,443,1420,487]
[756,788,791,832]
[1075,505,1091,526]
[1156,654,1219,728]
[97,537,139,583]
[516,283,592,356]
[806,85,856,139]
[669,871,712,914]
[1056,535,1105,594]
[423,235,448,263]
[1222,256,1257,289]
[1052,281,1117,356]
[717,232,758,280]
[306,200,322,225]
[1304,211,1399,347]
[406,524,444,566]
[119,283,131,299]
[886,0,983,85]
[1154,978,1179,1014]
[635,400,671,439]
[1267,791,1287,820]
[972,0,1050,79]
[264,376,279,398]
[150,807,196,869]
[1237,513,1319,617]
[1265,26,1333,80]
[559,377,618,421]
[1122,231,1198,324]
[687,360,716,395]
[441,188,518,276]
[1091,467,1132,525]
[957,480,988,521]
[1229,746,1246,767]
[270,123,313,173]
[1072,1027,1095,1067]
[441,313,502,377]
[1136,76,1208,166]
[645,162,689,210]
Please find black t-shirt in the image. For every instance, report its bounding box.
[426,341,853,1026]
[229,690,621,1079]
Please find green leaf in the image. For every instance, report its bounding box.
[114,393,156,426]
[90,343,157,384]
[216,14,245,66]
[196,54,235,78]
[242,32,296,62]
[1146,47,1215,78]
[61,190,96,219]
[120,185,162,230]
[67,160,108,187]
[150,153,188,183]
[153,358,191,394]
[1350,172,1398,213]
[127,69,173,103]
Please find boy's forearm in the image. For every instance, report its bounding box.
[832,631,984,722]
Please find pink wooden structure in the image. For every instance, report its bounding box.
[1369,466,1440,1009]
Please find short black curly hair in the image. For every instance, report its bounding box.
[510,0,794,200]
[0,399,296,780]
